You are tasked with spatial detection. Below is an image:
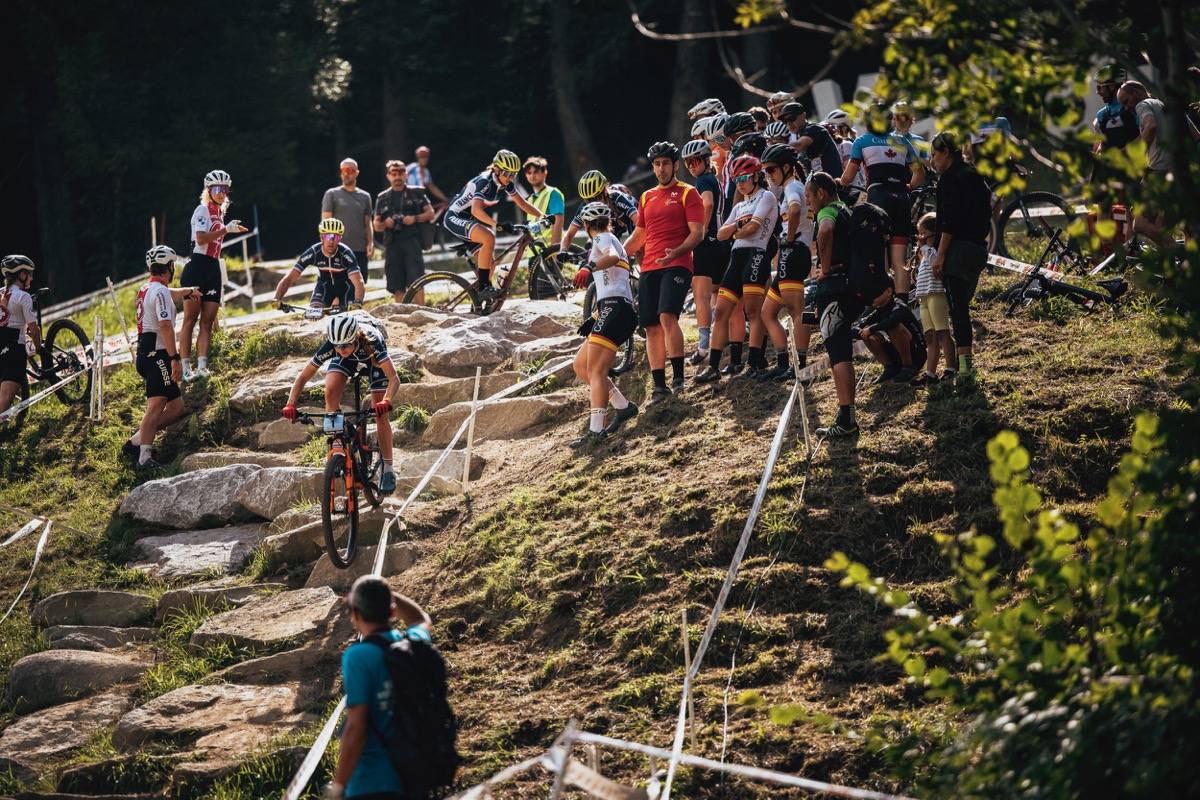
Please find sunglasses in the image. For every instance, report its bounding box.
[780,115,799,123]
[497,170,517,179]
[341,168,357,175]
[763,165,781,174]
[322,233,342,242]
[734,174,755,184]
[388,170,404,176]
[685,157,707,167]
[209,185,229,194]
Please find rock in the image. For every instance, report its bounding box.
[111,683,318,754]
[270,506,320,533]
[229,358,316,413]
[156,582,287,623]
[413,306,573,377]
[254,418,313,451]
[0,756,36,785]
[57,754,178,794]
[0,693,133,762]
[131,525,269,579]
[370,303,457,325]
[394,449,485,496]
[261,507,396,564]
[180,450,296,472]
[392,373,523,414]
[512,333,585,369]
[188,587,339,654]
[516,299,587,326]
[6,651,150,713]
[46,626,155,651]
[305,544,418,589]
[170,759,241,797]
[235,467,324,521]
[215,644,339,684]
[119,465,261,530]
[423,393,573,447]
[386,348,422,376]
[32,591,156,628]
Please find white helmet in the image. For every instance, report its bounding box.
[703,113,729,147]
[767,91,793,112]
[764,121,789,140]
[145,245,177,272]
[681,139,712,161]
[691,118,709,139]
[1,254,35,278]
[326,313,360,346]
[578,202,612,223]
[688,98,726,120]
[204,170,232,187]
[824,109,851,124]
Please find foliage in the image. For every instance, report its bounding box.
[396,403,430,433]
[827,419,1200,798]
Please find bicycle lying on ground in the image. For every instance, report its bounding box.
[402,217,585,315]
[294,375,384,568]
[1001,229,1127,316]
[1,287,94,432]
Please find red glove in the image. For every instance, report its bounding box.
[282,404,298,423]
[573,267,592,289]
[374,400,392,419]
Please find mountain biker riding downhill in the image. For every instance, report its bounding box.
[271,218,366,316]
[0,255,44,417]
[443,150,545,300]
[559,170,639,258]
[282,313,401,494]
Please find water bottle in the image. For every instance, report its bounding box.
[493,260,512,286]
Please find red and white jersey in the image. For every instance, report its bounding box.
[136,280,175,351]
[724,187,778,251]
[191,202,226,258]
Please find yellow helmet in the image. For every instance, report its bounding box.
[492,149,521,173]
[578,170,608,200]
[318,218,345,237]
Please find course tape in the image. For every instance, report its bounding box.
[0,368,87,425]
[280,696,347,800]
[1,520,43,549]
[0,520,51,627]
[988,252,1067,281]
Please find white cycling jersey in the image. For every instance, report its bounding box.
[136,280,176,351]
[778,177,814,248]
[725,187,778,251]
[589,232,633,303]
[191,202,226,258]
[0,286,35,344]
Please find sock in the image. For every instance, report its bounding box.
[748,346,763,369]
[589,408,606,433]
[708,348,723,370]
[698,326,711,352]
[837,404,857,427]
[477,269,491,288]
[755,346,769,369]
[383,458,393,474]
[138,445,152,465]
[670,356,685,383]
[729,342,743,366]
[796,348,807,370]
[777,351,790,370]
[925,369,938,378]
[197,356,208,370]
[652,369,667,390]
[129,432,141,447]
[958,354,974,372]
[609,386,629,410]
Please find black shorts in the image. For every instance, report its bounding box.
[587,297,637,352]
[0,332,27,385]
[181,253,222,305]
[878,334,928,372]
[818,293,866,366]
[771,241,811,296]
[311,272,356,307]
[866,183,911,243]
[717,247,769,303]
[384,237,424,293]
[136,345,182,401]
[353,251,369,274]
[637,266,691,328]
[692,238,730,282]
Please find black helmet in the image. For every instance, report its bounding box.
[730,132,767,159]
[760,143,800,168]
[646,141,680,161]
[724,112,756,140]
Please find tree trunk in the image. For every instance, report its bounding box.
[549,1,602,183]
[667,0,708,152]
[28,71,80,294]
[382,62,408,162]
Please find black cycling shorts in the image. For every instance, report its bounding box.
[773,241,811,292]
[692,238,730,282]
[0,331,27,385]
[866,183,911,243]
[327,356,389,392]
[588,297,637,352]
[384,237,424,293]
[876,333,928,373]
[136,342,182,401]
[637,266,691,328]
[311,272,356,308]
[717,247,769,303]
[818,293,866,366]
[181,253,222,305]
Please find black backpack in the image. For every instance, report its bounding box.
[843,202,893,300]
[364,632,461,799]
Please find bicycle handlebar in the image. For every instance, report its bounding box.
[295,408,375,426]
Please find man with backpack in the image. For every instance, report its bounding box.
[326,576,454,800]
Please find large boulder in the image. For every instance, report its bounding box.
[33,591,156,628]
[229,358,313,413]
[0,693,133,761]
[261,507,397,564]
[305,544,418,589]
[235,467,324,521]
[254,418,313,451]
[188,587,339,653]
[394,449,485,495]
[371,303,459,327]
[512,333,585,369]
[423,393,573,447]
[119,465,261,530]
[215,645,339,684]
[392,373,523,414]
[6,651,151,713]
[156,582,287,623]
[47,626,155,651]
[413,306,573,377]
[180,451,296,472]
[131,525,268,579]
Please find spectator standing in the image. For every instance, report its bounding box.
[324,576,433,800]
[1117,80,1178,251]
[374,160,434,303]
[1092,66,1140,154]
[748,106,771,132]
[909,213,955,386]
[521,156,565,249]
[681,139,726,365]
[929,132,992,380]
[622,142,705,405]
[0,256,43,417]
[779,102,844,177]
[406,146,449,207]
[323,158,375,274]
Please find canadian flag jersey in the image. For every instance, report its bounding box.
[191,202,226,257]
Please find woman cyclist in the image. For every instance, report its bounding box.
[0,255,44,418]
[442,150,545,299]
[759,144,814,381]
[559,170,639,258]
[696,155,779,383]
[681,138,726,365]
[180,170,246,381]
[271,218,366,314]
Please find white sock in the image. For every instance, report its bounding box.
[129,432,141,446]
[139,445,152,464]
[609,386,629,410]
[590,408,606,433]
[197,356,208,370]
[383,459,393,474]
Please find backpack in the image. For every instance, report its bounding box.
[843,202,893,300]
[364,632,461,799]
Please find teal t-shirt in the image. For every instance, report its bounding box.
[342,625,433,798]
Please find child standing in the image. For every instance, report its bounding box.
[910,213,955,385]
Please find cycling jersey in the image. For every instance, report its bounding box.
[588,231,633,303]
[0,285,35,345]
[695,171,723,239]
[447,170,518,216]
[569,188,638,239]
[1095,101,1140,149]
[311,324,392,392]
[796,123,843,176]
[406,162,433,189]
[136,280,176,352]
[815,201,852,274]
[724,187,778,251]
[638,182,704,272]
[848,132,919,187]
[292,242,361,276]
[777,176,813,247]
[191,202,226,258]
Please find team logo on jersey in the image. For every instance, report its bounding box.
[0,307,8,326]
[885,148,897,159]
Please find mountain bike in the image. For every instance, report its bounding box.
[277,301,350,319]
[1,287,94,432]
[990,163,1076,265]
[401,217,585,315]
[1001,229,1127,316]
[295,375,384,568]
[580,263,641,377]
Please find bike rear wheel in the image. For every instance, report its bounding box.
[403,271,482,314]
[321,451,359,568]
[995,192,1076,265]
[527,245,585,301]
[44,319,93,405]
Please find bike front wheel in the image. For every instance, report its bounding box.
[321,451,360,569]
[403,271,482,314]
[44,319,94,405]
[355,377,384,508]
[527,245,585,301]
[995,192,1076,265]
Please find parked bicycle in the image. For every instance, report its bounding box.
[2,287,94,432]
[402,217,585,314]
[294,375,384,569]
[1002,229,1127,316]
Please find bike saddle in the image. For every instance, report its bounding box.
[451,244,471,257]
[1098,277,1128,299]
[32,287,52,299]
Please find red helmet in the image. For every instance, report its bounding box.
[727,155,763,180]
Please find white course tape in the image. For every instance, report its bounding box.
[281,696,347,800]
[451,754,545,800]
[0,521,51,627]
[988,252,1067,281]
[0,369,87,425]
[0,519,44,549]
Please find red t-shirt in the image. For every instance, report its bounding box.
[637,181,704,273]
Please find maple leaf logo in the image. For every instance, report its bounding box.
[885,148,897,158]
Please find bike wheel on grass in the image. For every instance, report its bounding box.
[403,271,482,314]
[43,319,93,405]
[995,192,1076,265]
[321,451,359,568]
